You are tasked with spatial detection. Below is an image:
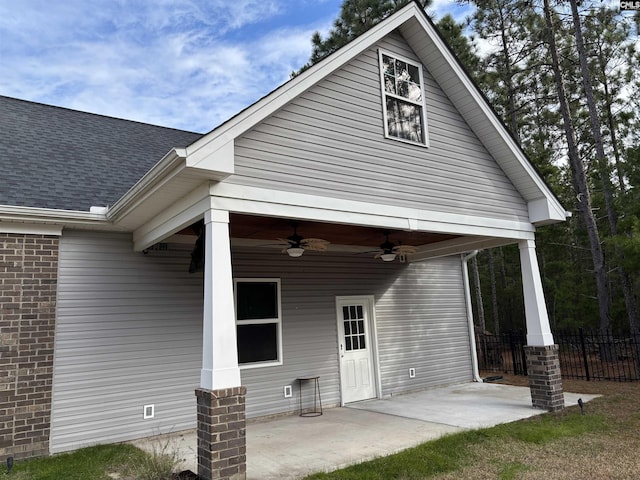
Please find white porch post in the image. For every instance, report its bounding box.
[519,239,554,346]
[519,238,564,411]
[196,208,246,480]
[200,208,241,389]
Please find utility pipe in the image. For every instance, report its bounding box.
[462,250,483,382]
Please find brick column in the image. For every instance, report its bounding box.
[195,387,247,480]
[524,345,564,411]
[0,234,59,459]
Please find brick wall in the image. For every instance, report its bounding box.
[196,387,247,480]
[524,344,565,412]
[0,233,59,460]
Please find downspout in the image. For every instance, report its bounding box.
[462,250,483,382]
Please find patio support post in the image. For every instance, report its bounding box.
[519,239,564,411]
[196,208,246,480]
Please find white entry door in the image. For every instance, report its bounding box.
[336,296,377,404]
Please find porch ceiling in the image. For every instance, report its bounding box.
[227,213,459,249]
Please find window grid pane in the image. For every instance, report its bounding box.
[380,51,426,144]
[343,304,366,351]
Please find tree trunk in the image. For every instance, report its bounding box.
[488,249,500,335]
[543,0,610,333]
[569,0,639,336]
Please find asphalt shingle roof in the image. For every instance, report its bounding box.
[0,96,203,211]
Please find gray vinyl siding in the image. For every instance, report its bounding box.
[51,232,472,452]
[228,30,529,223]
[376,256,473,394]
[50,231,204,453]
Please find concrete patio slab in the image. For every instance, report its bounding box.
[130,382,599,480]
[348,382,598,428]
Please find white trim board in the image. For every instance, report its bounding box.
[208,183,536,240]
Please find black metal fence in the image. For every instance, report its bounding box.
[476,329,640,382]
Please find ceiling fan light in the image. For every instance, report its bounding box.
[287,247,305,257]
[380,253,396,262]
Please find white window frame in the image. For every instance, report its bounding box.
[378,49,429,147]
[234,278,283,369]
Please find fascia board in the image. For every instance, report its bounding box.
[406,12,566,222]
[0,221,63,235]
[107,148,188,223]
[0,205,110,232]
[185,3,422,163]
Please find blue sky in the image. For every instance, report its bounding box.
[1,1,472,133]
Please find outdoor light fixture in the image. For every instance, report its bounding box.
[380,253,396,262]
[286,247,304,257]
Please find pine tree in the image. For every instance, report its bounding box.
[297,0,432,73]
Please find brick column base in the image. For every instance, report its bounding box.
[195,387,247,480]
[524,345,564,411]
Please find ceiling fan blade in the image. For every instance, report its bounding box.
[394,245,417,255]
[301,238,330,251]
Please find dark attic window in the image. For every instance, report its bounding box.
[379,49,428,146]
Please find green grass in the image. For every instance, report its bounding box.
[303,410,608,479]
[0,444,146,480]
[487,410,608,444]
[497,461,531,480]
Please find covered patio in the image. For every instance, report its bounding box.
[132,382,597,480]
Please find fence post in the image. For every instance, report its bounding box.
[509,331,521,375]
[579,328,590,382]
[521,330,527,376]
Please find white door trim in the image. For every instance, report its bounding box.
[335,295,380,406]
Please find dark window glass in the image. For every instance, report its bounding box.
[360,335,366,349]
[356,305,363,318]
[345,337,352,351]
[237,323,278,363]
[344,321,351,335]
[386,98,424,143]
[236,282,278,320]
[343,306,349,320]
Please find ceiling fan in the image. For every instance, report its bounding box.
[374,232,417,262]
[278,222,330,257]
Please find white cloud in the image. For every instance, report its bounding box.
[0,0,332,132]
[0,0,474,132]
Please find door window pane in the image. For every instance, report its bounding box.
[343,304,367,351]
